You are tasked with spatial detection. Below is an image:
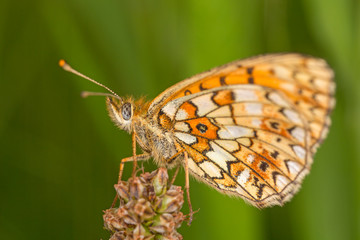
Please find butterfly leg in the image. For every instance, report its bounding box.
[169,165,180,186]
[111,152,151,208]
[131,131,138,178]
[118,153,151,184]
[184,151,194,225]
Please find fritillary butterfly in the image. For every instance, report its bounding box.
[60,53,335,217]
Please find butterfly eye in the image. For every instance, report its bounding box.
[121,103,132,120]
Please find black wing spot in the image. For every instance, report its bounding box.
[199,83,208,91]
[196,123,208,133]
[210,91,221,107]
[287,126,297,136]
[230,91,235,101]
[253,130,258,138]
[259,161,269,172]
[220,76,227,86]
[265,92,271,102]
[284,159,292,173]
[252,176,266,199]
[279,108,288,117]
[247,67,254,75]
[184,89,192,95]
[270,121,280,130]
[270,150,279,159]
[272,171,281,186]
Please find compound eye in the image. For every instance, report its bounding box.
[121,103,132,120]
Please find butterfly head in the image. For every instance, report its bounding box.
[106,97,134,133]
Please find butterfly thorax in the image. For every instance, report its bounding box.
[107,97,181,168]
[133,116,180,168]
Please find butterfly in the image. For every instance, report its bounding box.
[60,53,335,218]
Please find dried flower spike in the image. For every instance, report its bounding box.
[103,168,185,240]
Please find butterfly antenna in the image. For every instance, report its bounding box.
[59,59,121,99]
[80,91,120,98]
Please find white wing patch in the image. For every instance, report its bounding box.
[286,160,302,175]
[292,145,306,160]
[174,122,190,132]
[246,154,255,164]
[282,109,302,125]
[214,139,240,152]
[174,132,197,145]
[272,65,292,80]
[206,142,236,171]
[244,103,263,115]
[175,108,189,120]
[218,126,253,139]
[280,82,296,92]
[251,118,262,128]
[162,101,178,118]
[237,168,251,185]
[207,105,231,117]
[188,158,205,178]
[267,92,291,107]
[290,126,305,142]
[199,161,223,178]
[190,93,218,116]
[233,88,258,102]
[274,174,290,189]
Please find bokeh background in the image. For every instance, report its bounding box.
[1,0,359,239]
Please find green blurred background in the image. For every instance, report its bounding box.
[1,0,359,239]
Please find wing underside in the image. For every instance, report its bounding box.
[153,54,335,207]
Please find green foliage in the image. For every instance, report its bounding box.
[0,0,359,239]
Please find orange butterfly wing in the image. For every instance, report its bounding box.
[149,53,335,151]
[148,53,335,207]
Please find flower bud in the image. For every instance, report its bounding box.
[152,167,168,196]
[104,168,185,240]
[134,198,155,221]
[114,182,130,202]
[156,186,184,213]
[129,177,145,199]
